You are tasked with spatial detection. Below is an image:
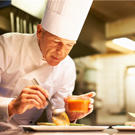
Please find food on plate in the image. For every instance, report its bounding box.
[37,122,86,126]
[52,111,70,126]
[37,122,56,126]
[70,123,85,126]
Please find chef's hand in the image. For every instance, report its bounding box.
[8,85,48,117]
[64,92,96,122]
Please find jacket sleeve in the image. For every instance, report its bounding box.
[0,97,14,121]
[0,36,14,122]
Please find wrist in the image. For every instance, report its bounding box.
[8,99,15,117]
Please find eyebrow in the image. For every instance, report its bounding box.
[54,39,60,42]
[67,43,75,45]
[54,38,76,45]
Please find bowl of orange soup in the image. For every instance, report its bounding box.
[66,96,90,113]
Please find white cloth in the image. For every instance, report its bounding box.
[0,33,76,125]
[41,0,93,40]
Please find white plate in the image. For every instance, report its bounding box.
[112,126,135,131]
[20,125,109,132]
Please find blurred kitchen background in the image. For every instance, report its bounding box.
[1,0,135,126]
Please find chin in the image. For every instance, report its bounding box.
[47,61,60,66]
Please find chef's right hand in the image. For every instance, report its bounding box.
[8,85,48,117]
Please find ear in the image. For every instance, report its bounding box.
[37,24,42,40]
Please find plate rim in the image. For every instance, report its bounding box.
[19,125,109,131]
[112,126,135,130]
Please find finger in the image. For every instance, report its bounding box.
[81,92,96,98]
[77,105,94,119]
[28,85,49,98]
[88,107,93,114]
[22,88,47,105]
[64,97,69,103]
[19,98,41,110]
[26,99,42,109]
[88,104,94,114]
[90,98,94,104]
[29,85,49,98]
[64,97,66,102]
[88,104,93,109]
[22,93,45,108]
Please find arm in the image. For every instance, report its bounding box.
[0,35,50,121]
[0,37,14,122]
[0,96,14,122]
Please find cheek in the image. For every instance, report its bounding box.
[46,46,72,58]
[46,47,55,53]
[65,47,72,54]
[62,47,72,57]
[45,48,55,58]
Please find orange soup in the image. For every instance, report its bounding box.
[67,98,90,113]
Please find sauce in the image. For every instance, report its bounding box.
[67,99,90,112]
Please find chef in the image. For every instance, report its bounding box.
[0,0,95,125]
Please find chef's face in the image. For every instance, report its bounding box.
[37,24,76,66]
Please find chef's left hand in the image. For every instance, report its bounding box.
[64,92,96,122]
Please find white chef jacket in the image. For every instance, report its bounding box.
[0,33,76,125]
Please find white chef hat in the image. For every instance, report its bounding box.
[41,0,93,40]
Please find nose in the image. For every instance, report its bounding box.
[56,43,65,56]
[56,49,64,57]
